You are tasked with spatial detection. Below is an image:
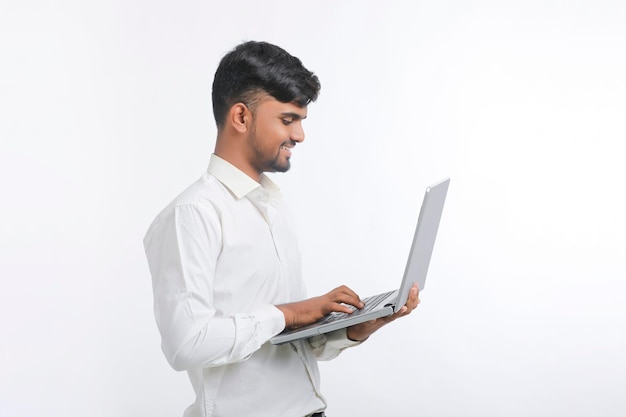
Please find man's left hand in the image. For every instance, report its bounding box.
[346,283,420,342]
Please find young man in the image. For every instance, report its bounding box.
[143,41,420,417]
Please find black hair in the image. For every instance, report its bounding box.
[212,41,321,128]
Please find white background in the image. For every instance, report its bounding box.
[1,1,625,416]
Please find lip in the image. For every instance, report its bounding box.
[280,145,293,156]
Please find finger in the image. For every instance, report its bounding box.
[329,302,358,314]
[332,286,364,309]
[390,305,411,320]
[338,285,363,304]
[405,284,420,310]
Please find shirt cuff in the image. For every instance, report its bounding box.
[235,304,286,361]
[324,327,363,349]
[254,304,287,336]
[308,328,363,360]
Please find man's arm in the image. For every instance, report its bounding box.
[144,203,367,371]
[144,203,285,371]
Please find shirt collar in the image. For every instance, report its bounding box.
[207,154,281,201]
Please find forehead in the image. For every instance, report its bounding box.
[255,95,308,119]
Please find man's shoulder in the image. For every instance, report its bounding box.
[143,173,229,245]
[149,173,231,223]
[172,172,227,206]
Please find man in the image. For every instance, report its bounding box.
[143,40,420,417]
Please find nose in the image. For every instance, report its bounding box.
[291,122,305,143]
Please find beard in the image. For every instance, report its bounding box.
[248,127,291,174]
[270,155,291,173]
[259,151,290,173]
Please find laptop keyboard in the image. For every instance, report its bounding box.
[318,290,396,325]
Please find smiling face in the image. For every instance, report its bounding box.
[246,96,307,177]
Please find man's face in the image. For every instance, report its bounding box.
[246,96,307,175]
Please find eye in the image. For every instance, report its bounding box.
[281,118,293,126]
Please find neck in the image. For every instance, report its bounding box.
[214,135,262,183]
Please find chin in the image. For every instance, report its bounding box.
[273,161,291,173]
[268,156,291,173]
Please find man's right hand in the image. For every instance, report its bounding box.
[276,285,364,329]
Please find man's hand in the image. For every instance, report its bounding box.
[346,283,420,342]
[276,285,364,329]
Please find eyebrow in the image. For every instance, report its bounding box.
[280,112,307,120]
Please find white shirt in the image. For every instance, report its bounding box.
[143,154,359,417]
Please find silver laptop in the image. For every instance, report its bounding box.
[270,177,450,345]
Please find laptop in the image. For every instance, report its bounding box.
[270,177,450,345]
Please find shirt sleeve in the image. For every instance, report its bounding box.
[143,203,286,372]
[306,328,363,361]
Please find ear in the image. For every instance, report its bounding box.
[228,103,251,133]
